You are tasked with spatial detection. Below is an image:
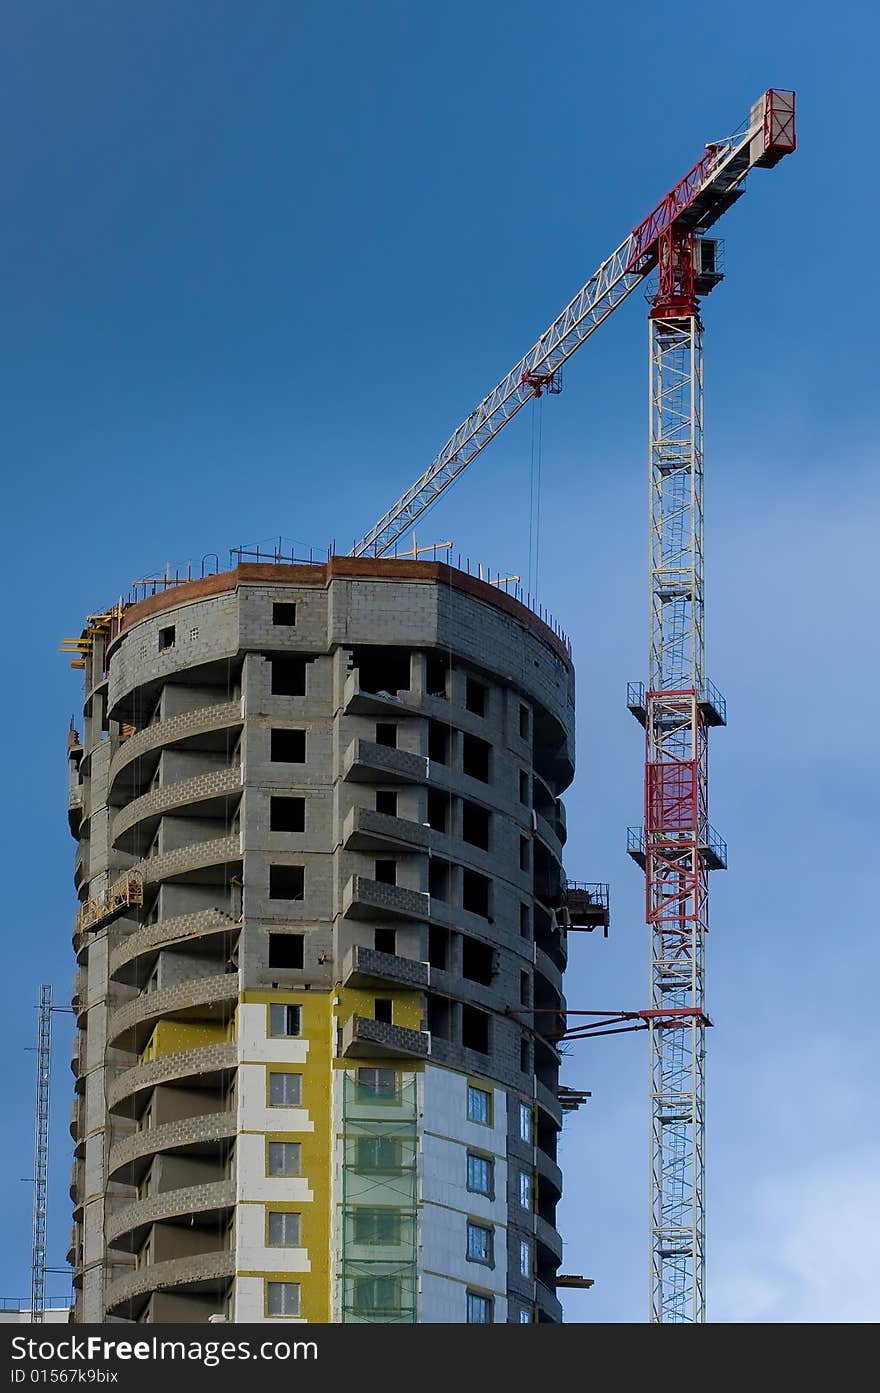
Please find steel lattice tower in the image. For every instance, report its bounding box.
[31,984,53,1323]
[638,226,728,1322]
[646,295,709,1323]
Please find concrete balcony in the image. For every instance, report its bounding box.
[106,973,238,1053]
[535,1278,563,1323]
[536,1148,563,1198]
[71,969,87,1018]
[535,1214,564,1265]
[70,1033,85,1090]
[340,1015,430,1060]
[109,906,238,986]
[342,670,416,717]
[107,1110,236,1185]
[107,1043,237,1112]
[343,875,430,923]
[112,765,242,846]
[74,841,89,894]
[343,738,428,785]
[69,1099,81,1142]
[109,699,243,788]
[106,1179,236,1250]
[343,805,430,854]
[68,779,84,837]
[341,944,430,992]
[535,1079,562,1127]
[103,1249,235,1316]
[534,945,563,999]
[534,810,564,860]
[131,833,241,890]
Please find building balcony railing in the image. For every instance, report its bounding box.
[111,765,241,845]
[339,1015,430,1061]
[70,1033,84,1083]
[343,738,428,785]
[107,1110,236,1184]
[106,1179,236,1250]
[107,1042,238,1112]
[535,1079,562,1127]
[341,944,430,992]
[130,834,241,890]
[535,1147,563,1198]
[343,875,430,923]
[535,1278,563,1322]
[535,1213,564,1265]
[103,1250,235,1315]
[109,699,243,788]
[106,972,238,1052]
[108,906,238,985]
[68,779,84,836]
[343,805,430,854]
[342,670,416,717]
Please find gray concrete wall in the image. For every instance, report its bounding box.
[70,565,575,1324]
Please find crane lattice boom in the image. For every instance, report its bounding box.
[350,89,795,1324]
[351,90,795,560]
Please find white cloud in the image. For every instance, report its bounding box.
[713,1151,880,1322]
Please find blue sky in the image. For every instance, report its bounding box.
[2,1,877,1319]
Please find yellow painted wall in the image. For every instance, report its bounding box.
[140,1018,229,1062]
[239,991,333,1324]
[334,984,423,1032]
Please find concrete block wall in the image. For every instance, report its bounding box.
[68,561,576,1323]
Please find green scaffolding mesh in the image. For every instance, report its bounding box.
[341,1071,418,1323]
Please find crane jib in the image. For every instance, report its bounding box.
[350,90,794,561]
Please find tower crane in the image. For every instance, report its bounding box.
[351,89,796,1323]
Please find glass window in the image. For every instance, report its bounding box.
[354,1277,400,1314]
[269,1072,302,1107]
[520,1238,532,1278]
[519,1102,533,1144]
[518,1308,532,1324]
[467,1290,492,1324]
[357,1067,398,1100]
[269,1003,301,1038]
[519,1170,532,1209]
[356,1136,401,1172]
[267,1211,301,1247]
[467,1084,491,1125]
[467,1221,493,1264]
[266,1281,300,1316]
[467,1153,493,1197]
[267,1141,300,1176]
[353,1209,400,1245]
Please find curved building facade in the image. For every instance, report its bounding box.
[66,558,600,1324]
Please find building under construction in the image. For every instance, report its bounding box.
[62,89,794,1326]
[66,558,606,1323]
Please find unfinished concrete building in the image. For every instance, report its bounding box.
[66,557,606,1323]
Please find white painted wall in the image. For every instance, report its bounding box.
[237,1003,309,1064]
[234,1275,307,1324]
[237,1061,312,1135]
[234,1001,317,1313]
[236,1201,310,1275]
[419,1065,509,1324]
